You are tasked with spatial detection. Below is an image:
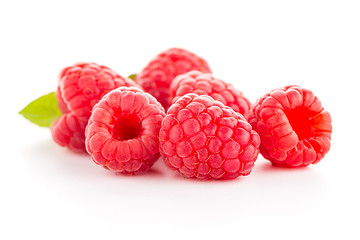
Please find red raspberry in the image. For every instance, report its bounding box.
[248,85,332,167]
[136,48,212,109]
[159,93,260,180]
[170,70,251,117]
[85,87,165,174]
[51,63,138,152]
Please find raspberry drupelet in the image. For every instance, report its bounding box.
[170,70,251,117]
[136,48,212,109]
[159,93,260,180]
[85,87,165,174]
[248,85,332,167]
[50,63,138,152]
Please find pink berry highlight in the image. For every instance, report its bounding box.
[248,85,332,167]
[136,48,212,109]
[159,93,260,180]
[170,70,251,116]
[50,63,138,152]
[85,87,165,174]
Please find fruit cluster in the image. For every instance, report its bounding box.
[20,48,332,180]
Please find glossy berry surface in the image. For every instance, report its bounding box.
[85,87,165,174]
[136,48,211,109]
[50,63,138,152]
[159,93,260,180]
[248,85,332,167]
[170,70,251,116]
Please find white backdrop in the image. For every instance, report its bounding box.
[1,1,359,239]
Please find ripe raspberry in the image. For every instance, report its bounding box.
[51,63,138,152]
[248,85,332,167]
[136,48,212,109]
[159,93,260,180]
[170,70,251,117]
[85,87,165,174]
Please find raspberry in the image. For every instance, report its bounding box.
[136,48,211,109]
[248,85,332,167]
[170,70,251,116]
[159,93,260,180]
[85,87,165,174]
[51,63,138,152]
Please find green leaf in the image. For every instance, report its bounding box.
[19,92,62,127]
[128,74,137,81]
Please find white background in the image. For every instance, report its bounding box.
[1,1,359,239]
